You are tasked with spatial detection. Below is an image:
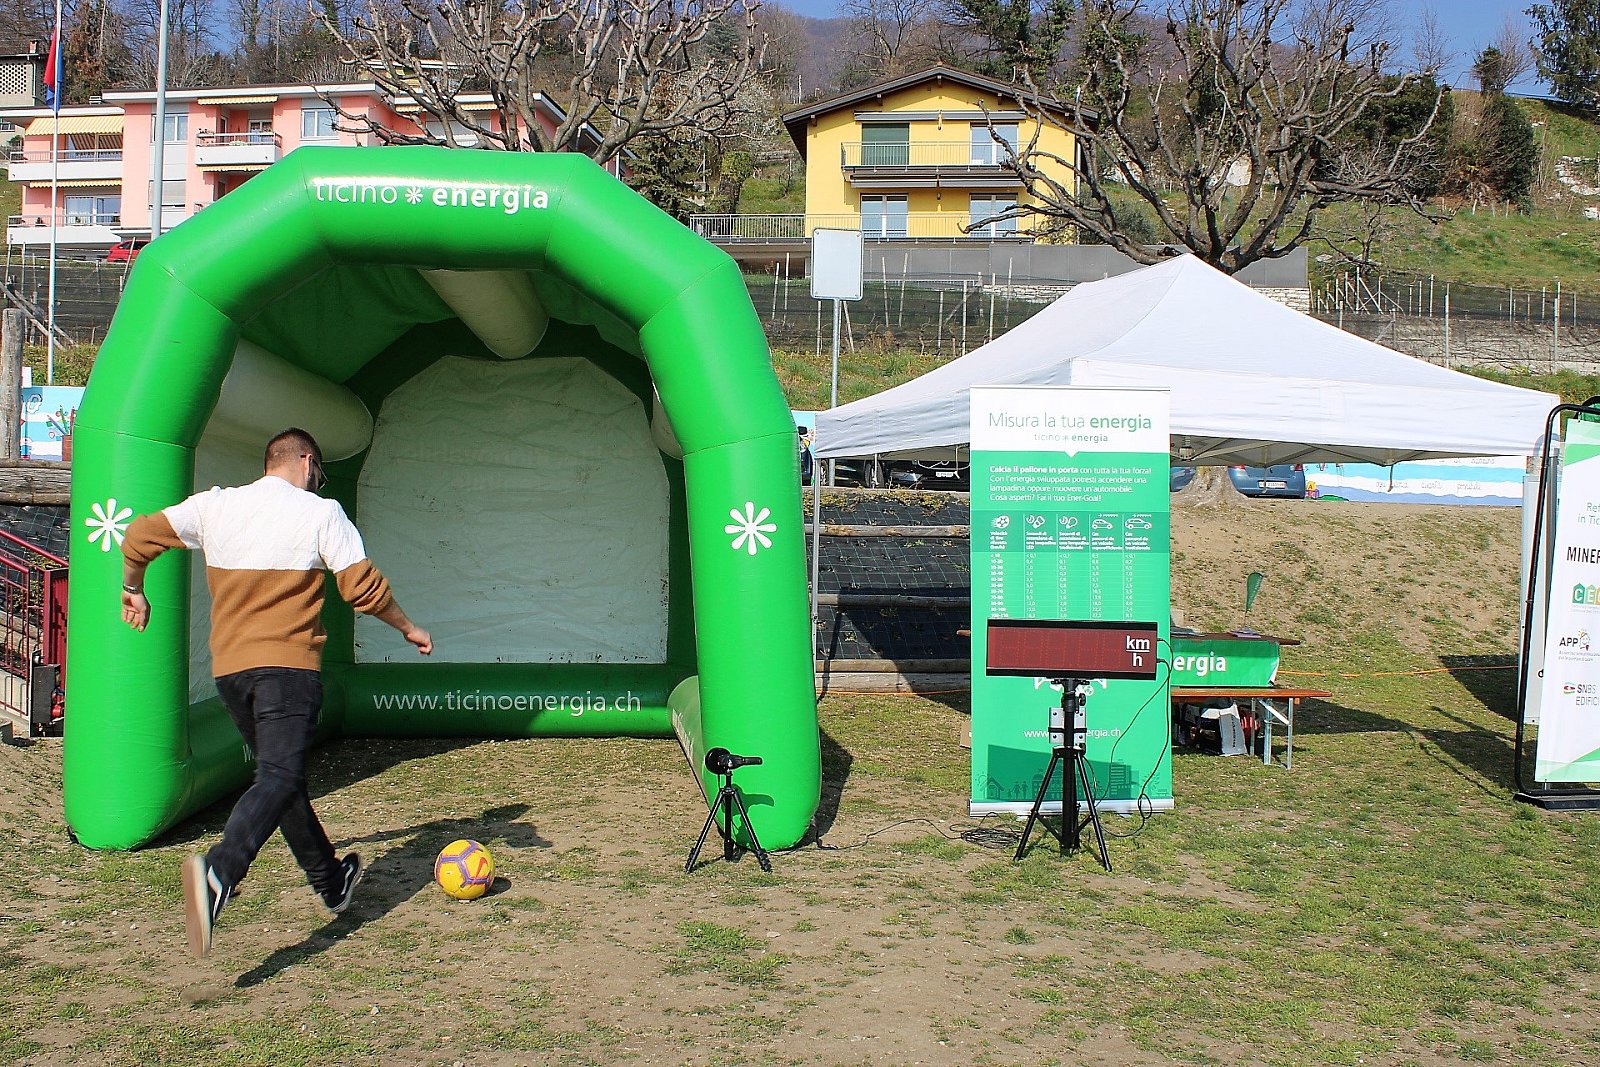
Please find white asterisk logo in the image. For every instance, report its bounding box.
[405,186,423,205]
[725,502,777,556]
[85,498,133,552]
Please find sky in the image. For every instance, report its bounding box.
[1389,0,1551,94]
[773,0,1552,96]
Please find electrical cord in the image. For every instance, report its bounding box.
[779,642,1182,856]
[1086,646,1172,840]
[772,812,1026,855]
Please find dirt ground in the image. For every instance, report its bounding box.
[1168,496,1523,657]
[3,500,1594,1067]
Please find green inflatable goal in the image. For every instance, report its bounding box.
[65,147,820,851]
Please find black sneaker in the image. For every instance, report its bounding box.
[321,854,363,915]
[182,854,231,958]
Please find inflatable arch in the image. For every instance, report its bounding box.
[65,147,819,851]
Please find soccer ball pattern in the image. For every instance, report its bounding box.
[434,839,495,900]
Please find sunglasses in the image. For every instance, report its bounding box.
[304,453,327,492]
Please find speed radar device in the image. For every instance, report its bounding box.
[985,618,1160,870]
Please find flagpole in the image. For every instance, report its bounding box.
[45,0,62,385]
[149,0,170,239]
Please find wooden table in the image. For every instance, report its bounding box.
[1170,686,1331,769]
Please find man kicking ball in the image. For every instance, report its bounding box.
[119,427,433,957]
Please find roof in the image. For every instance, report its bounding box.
[813,254,1559,466]
[98,83,608,152]
[0,105,120,124]
[780,65,1094,157]
[102,82,381,103]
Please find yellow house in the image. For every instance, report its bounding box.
[781,65,1090,242]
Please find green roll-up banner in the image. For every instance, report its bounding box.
[66,147,819,850]
[969,386,1173,815]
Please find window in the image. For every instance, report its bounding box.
[861,123,910,167]
[63,194,119,225]
[968,195,1018,238]
[422,119,480,147]
[861,195,908,238]
[150,109,188,143]
[147,178,186,209]
[970,123,1018,166]
[65,133,119,161]
[301,106,337,140]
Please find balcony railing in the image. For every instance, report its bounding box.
[7,148,125,184]
[195,129,283,169]
[688,213,1036,242]
[9,212,121,228]
[196,130,281,147]
[841,141,1017,169]
[17,148,124,163]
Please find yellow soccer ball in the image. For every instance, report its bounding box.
[434,839,495,900]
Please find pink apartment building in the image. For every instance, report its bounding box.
[1,82,590,254]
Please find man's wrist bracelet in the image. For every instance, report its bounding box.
[122,584,143,595]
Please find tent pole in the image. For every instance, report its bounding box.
[810,470,823,675]
[1554,279,1561,372]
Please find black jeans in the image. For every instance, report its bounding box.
[206,667,339,896]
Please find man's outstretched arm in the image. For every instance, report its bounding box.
[370,597,433,655]
[323,504,432,655]
[119,507,197,631]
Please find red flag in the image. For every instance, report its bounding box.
[42,22,61,112]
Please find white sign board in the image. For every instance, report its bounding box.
[810,228,863,301]
[1535,418,1600,782]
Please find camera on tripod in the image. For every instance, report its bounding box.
[705,747,762,775]
[686,747,772,874]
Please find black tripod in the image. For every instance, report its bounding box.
[685,747,773,874]
[1014,677,1112,871]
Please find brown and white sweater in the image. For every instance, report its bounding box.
[123,474,395,677]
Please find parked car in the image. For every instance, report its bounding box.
[105,238,147,264]
[1170,465,1196,492]
[1227,464,1308,499]
[885,458,970,492]
[828,456,882,488]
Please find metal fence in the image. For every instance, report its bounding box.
[747,271,1057,354]
[1312,268,1600,331]
[0,528,66,736]
[0,255,131,344]
[689,212,1041,241]
[746,262,1600,374]
[1308,268,1600,371]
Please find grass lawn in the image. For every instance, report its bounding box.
[3,502,1597,1065]
[1316,201,1600,292]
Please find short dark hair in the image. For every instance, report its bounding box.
[265,427,322,471]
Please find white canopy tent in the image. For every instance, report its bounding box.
[813,254,1559,465]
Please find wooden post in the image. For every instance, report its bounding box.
[0,309,22,460]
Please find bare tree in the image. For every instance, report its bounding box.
[753,3,808,103]
[124,0,227,87]
[840,0,949,82]
[1488,12,1535,89]
[0,0,53,55]
[995,0,1445,274]
[1411,3,1452,77]
[317,0,766,163]
[1314,169,1398,266]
